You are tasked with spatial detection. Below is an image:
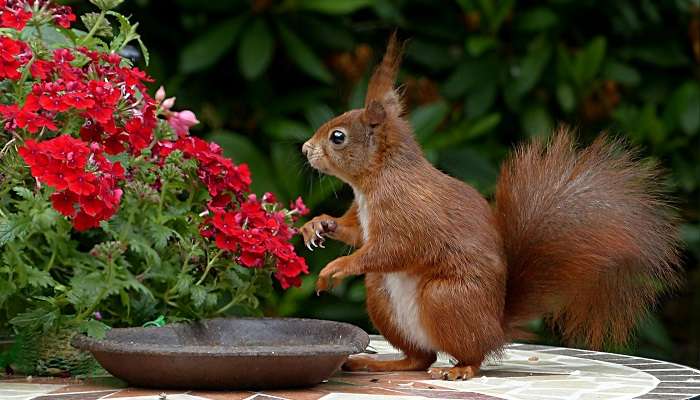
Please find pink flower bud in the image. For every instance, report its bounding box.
[167,110,200,137]
[262,192,276,204]
[155,86,166,103]
[162,96,176,111]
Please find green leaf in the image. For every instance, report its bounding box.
[465,35,497,56]
[603,60,640,86]
[20,26,72,48]
[302,17,354,50]
[304,103,335,131]
[179,16,246,73]
[522,104,553,138]
[10,308,59,332]
[148,224,175,249]
[637,314,674,351]
[136,37,150,66]
[465,83,497,118]
[207,131,279,195]
[620,43,690,68]
[271,143,304,203]
[79,319,111,339]
[439,147,498,192]
[442,59,498,99]
[572,36,606,87]
[505,36,551,105]
[290,0,373,14]
[410,100,449,143]
[278,23,333,83]
[238,19,274,80]
[81,12,113,38]
[26,267,55,288]
[190,285,207,308]
[679,83,700,136]
[261,118,311,141]
[0,279,16,308]
[0,217,29,246]
[12,187,33,200]
[406,39,458,71]
[90,0,124,10]
[556,83,576,113]
[425,113,501,150]
[515,7,557,31]
[664,82,700,136]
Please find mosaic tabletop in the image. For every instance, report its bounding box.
[1,336,699,400]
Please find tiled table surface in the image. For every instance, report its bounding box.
[1,336,699,400]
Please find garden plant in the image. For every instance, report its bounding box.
[0,0,309,375]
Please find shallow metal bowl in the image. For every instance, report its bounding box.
[72,317,369,390]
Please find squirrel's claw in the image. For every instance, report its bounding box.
[316,275,330,294]
[301,217,337,252]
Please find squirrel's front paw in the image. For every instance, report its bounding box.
[300,215,337,251]
[316,257,351,294]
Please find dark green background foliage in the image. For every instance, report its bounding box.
[74,0,699,366]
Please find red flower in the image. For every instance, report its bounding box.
[0,1,31,30]
[73,211,100,231]
[124,117,153,153]
[0,36,29,80]
[66,172,96,196]
[290,196,309,217]
[30,59,53,80]
[18,135,125,231]
[51,4,75,28]
[50,191,77,217]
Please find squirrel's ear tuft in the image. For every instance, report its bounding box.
[365,32,404,117]
[365,100,386,127]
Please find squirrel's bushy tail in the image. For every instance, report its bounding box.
[496,126,681,349]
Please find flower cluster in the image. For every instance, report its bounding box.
[18,135,124,231]
[0,0,75,31]
[156,133,309,289]
[0,1,309,289]
[1,45,156,155]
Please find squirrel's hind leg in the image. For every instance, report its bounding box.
[344,273,436,372]
[343,354,435,372]
[419,274,506,380]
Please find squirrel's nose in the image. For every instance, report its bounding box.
[302,141,312,156]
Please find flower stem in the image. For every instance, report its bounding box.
[80,10,106,45]
[215,293,243,315]
[195,249,223,285]
[157,179,168,220]
[15,56,35,100]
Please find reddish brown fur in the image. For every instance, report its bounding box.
[497,131,681,348]
[299,35,682,377]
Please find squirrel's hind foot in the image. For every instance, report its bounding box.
[342,354,435,372]
[428,365,479,380]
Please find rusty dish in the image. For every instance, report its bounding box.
[71,317,369,390]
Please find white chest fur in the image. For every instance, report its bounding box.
[353,188,370,243]
[383,272,435,351]
[352,189,434,352]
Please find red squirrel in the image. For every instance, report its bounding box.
[300,34,681,380]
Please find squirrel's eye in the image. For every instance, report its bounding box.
[330,130,346,145]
